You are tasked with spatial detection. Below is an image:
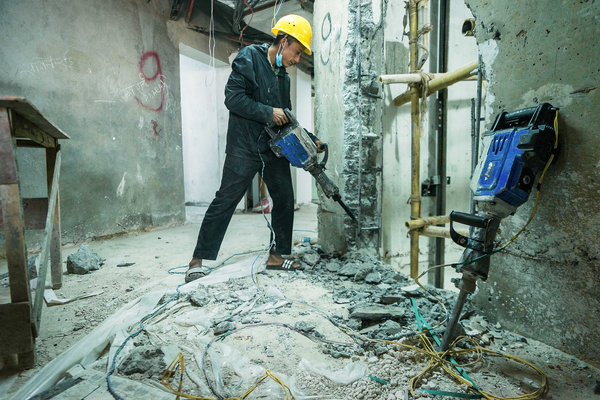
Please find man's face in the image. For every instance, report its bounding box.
[280,39,305,68]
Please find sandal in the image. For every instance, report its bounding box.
[266,259,304,271]
[185,266,210,283]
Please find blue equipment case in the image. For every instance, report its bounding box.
[473,103,558,208]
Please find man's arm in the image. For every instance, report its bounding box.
[224,50,277,124]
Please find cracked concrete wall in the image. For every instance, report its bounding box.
[464,0,600,366]
[0,0,237,250]
[314,0,384,253]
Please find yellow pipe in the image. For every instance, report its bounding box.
[406,215,450,230]
[409,0,420,279]
[380,73,478,84]
[420,226,469,239]
[394,60,479,107]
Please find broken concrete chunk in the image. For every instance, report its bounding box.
[350,305,406,322]
[354,264,373,281]
[119,348,166,378]
[400,284,423,297]
[294,321,316,332]
[337,263,360,277]
[365,271,382,284]
[326,260,341,273]
[464,315,489,336]
[377,320,403,336]
[302,251,321,266]
[190,286,211,307]
[380,295,404,305]
[213,321,237,335]
[346,318,362,331]
[66,245,105,275]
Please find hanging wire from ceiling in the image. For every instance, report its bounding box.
[233,0,259,41]
[205,0,217,86]
[271,0,285,30]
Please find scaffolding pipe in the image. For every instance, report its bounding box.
[420,226,468,239]
[394,60,479,107]
[406,215,450,230]
[380,73,477,84]
[432,0,449,290]
[408,0,421,279]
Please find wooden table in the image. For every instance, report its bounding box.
[0,96,69,369]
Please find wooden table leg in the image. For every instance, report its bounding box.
[0,108,35,369]
[46,146,62,289]
[0,108,31,304]
[17,346,36,370]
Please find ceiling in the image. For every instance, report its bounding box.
[172,0,314,74]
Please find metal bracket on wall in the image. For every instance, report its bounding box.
[421,175,451,197]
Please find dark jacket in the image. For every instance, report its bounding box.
[224,44,292,159]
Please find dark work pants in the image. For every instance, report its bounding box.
[192,153,294,260]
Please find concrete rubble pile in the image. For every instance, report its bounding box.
[16,243,557,400]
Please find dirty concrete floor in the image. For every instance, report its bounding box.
[0,203,599,399]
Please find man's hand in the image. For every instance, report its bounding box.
[272,108,289,126]
[315,140,325,153]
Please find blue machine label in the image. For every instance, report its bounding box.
[276,134,311,168]
[475,129,531,207]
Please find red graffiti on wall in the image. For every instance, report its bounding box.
[135,51,164,112]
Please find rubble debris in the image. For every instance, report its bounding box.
[19,243,598,400]
[66,245,105,275]
[294,321,316,332]
[117,263,135,267]
[365,271,382,284]
[302,251,321,266]
[213,321,237,335]
[337,262,360,276]
[350,305,406,322]
[189,286,212,307]
[118,348,166,378]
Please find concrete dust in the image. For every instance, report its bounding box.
[1,205,599,399]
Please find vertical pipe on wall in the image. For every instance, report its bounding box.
[469,98,476,214]
[377,0,385,253]
[355,1,363,248]
[470,55,483,214]
[433,0,449,287]
[408,0,421,279]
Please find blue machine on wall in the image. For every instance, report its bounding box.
[472,102,558,209]
[441,103,559,352]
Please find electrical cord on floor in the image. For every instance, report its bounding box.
[167,250,264,275]
[107,284,184,400]
[141,117,558,399]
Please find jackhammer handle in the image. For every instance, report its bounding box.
[266,108,295,129]
[319,142,329,168]
[450,211,489,228]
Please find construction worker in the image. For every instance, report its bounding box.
[186,14,322,282]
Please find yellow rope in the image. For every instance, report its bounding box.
[161,353,294,400]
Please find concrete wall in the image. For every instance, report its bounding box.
[313,0,351,252]
[314,0,385,253]
[0,0,238,249]
[464,0,600,366]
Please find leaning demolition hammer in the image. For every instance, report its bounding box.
[264,109,357,222]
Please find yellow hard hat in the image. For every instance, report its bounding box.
[271,14,312,55]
